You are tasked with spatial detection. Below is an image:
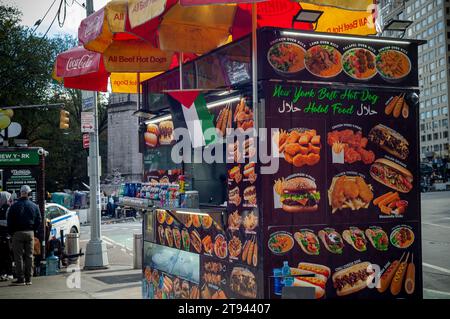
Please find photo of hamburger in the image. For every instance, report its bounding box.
[159,121,174,145]
[145,123,159,148]
[274,176,320,213]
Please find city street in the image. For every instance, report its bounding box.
[79,221,142,267]
[421,191,450,299]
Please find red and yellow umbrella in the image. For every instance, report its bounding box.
[127,0,313,54]
[53,46,161,93]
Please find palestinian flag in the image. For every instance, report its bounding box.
[168,90,217,148]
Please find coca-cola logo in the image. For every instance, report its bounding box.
[66,55,95,71]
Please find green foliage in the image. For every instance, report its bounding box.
[0,3,108,192]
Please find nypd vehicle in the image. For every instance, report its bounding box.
[45,203,80,239]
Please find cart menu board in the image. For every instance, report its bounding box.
[259,28,419,87]
[261,81,422,299]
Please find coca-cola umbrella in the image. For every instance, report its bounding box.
[53,46,162,93]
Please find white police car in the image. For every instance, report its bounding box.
[45,203,80,239]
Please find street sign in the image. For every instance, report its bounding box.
[81,91,95,111]
[81,112,95,133]
[0,149,40,166]
[83,134,90,149]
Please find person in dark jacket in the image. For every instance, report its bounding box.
[7,185,41,285]
[0,191,12,281]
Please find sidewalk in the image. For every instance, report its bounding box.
[0,265,141,299]
[0,229,142,299]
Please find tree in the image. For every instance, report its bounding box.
[0,4,108,192]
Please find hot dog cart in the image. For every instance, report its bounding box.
[137,27,424,299]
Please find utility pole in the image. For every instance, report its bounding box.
[84,0,108,269]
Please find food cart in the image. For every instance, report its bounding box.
[136,27,424,299]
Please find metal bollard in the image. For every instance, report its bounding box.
[66,233,80,265]
[133,234,143,269]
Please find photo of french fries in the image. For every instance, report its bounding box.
[373,191,408,216]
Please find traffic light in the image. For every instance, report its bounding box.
[59,109,70,129]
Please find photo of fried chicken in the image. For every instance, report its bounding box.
[327,129,375,164]
[329,175,374,213]
[275,129,321,167]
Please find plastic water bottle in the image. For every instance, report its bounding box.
[46,251,59,276]
[281,261,293,287]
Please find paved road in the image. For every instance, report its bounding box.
[80,221,142,267]
[421,191,450,299]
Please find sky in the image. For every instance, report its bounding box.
[4,0,109,37]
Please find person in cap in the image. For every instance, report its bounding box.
[7,185,41,285]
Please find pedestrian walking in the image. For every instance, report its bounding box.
[0,191,13,281]
[7,185,41,285]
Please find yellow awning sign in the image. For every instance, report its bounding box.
[299,0,375,11]
[300,3,377,35]
[110,72,160,93]
[103,40,174,72]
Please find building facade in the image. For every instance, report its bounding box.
[107,93,143,183]
[380,0,449,161]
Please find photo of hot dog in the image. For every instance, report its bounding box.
[405,253,415,295]
[228,165,242,184]
[293,276,326,299]
[368,124,409,160]
[297,262,331,279]
[377,252,405,293]
[290,262,330,299]
[332,262,373,296]
[390,252,410,296]
[370,159,413,193]
[243,162,257,184]
[243,162,255,177]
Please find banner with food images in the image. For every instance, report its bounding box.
[262,80,422,299]
[221,95,263,298]
[259,30,418,87]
